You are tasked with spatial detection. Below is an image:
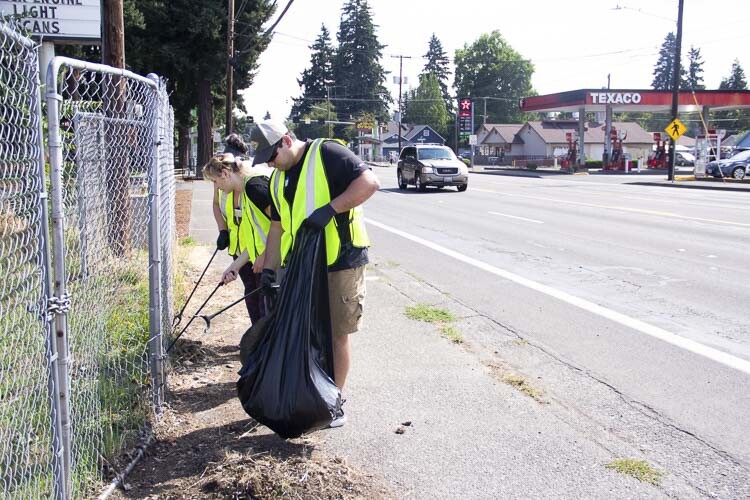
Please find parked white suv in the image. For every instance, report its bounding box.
[397,145,469,192]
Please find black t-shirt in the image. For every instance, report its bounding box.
[244,175,271,212]
[269,140,370,271]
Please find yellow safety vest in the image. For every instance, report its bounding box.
[269,138,369,266]
[218,175,271,260]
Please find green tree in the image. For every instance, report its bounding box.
[719,59,747,90]
[717,59,750,133]
[651,32,686,90]
[293,101,336,140]
[403,73,449,136]
[423,34,453,114]
[453,31,534,124]
[126,0,274,168]
[683,46,705,91]
[332,0,391,140]
[290,24,336,120]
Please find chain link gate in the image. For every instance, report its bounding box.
[44,56,175,497]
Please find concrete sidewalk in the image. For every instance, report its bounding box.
[180,176,746,498]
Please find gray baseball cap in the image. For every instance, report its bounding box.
[250,120,287,165]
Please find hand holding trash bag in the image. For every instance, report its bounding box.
[216,229,230,250]
[305,203,337,230]
[260,268,277,298]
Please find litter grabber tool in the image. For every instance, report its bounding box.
[166,281,224,353]
[194,284,277,334]
[172,247,219,328]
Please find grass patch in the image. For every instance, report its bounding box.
[180,236,197,246]
[605,458,663,485]
[439,325,463,344]
[501,374,544,402]
[405,304,456,323]
[385,260,400,267]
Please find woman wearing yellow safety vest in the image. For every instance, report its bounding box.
[203,149,272,323]
[249,120,380,429]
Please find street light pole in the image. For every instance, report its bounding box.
[668,0,685,181]
[225,0,235,136]
[392,54,411,153]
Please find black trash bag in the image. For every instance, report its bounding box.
[236,224,341,439]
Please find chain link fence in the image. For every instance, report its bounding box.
[1,18,176,498]
[0,19,60,499]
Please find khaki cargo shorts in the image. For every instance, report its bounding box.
[328,266,366,337]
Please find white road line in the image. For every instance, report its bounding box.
[488,211,544,224]
[472,188,750,228]
[366,217,750,376]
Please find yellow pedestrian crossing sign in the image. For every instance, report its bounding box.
[665,118,687,141]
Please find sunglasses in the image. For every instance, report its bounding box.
[268,139,283,163]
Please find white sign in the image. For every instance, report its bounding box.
[469,134,477,145]
[590,92,642,105]
[1,0,101,41]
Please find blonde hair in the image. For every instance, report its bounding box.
[202,153,251,180]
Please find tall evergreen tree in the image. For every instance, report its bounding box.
[423,34,453,114]
[332,0,391,139]
[453,31,534,124]
[290,24,336,120]
[402,73,449,136]
[719,59,747,90]
[651,32,686,90]
[717,60,750,134]
[683,46,705,90]
[126,0,273,168]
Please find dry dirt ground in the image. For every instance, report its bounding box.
[111,189,390,499]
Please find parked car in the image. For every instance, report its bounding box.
[675,151,695,166]
[705,149,750,179]
[397,144,469,192]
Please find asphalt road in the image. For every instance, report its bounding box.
[362,166,750,467]
[182,173,750,496]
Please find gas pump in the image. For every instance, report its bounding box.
[561,132,577,170]
[602,128,628,170]
[604,127,628,170]
[647,132,668,169]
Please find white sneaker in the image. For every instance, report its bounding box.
[328,408,347,428]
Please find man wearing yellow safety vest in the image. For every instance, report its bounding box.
[203,141,273,323]
[250,120,380,428]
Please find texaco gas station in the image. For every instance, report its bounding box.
[519,89,750,174]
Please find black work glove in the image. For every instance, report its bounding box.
[260,268,277,298]
[216,229,230,250]
[304,203,337,230]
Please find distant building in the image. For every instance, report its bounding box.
[381,124,446,159]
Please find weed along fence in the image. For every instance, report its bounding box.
[0,19,176,499]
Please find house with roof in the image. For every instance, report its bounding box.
[381,124,446,159]
[475,123,525,158]
[517,120,654,161]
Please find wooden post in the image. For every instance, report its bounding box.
[102,0,131,255]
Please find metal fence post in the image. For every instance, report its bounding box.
[146,74,165,411]
[45,56,73,498]
[27,29,67,500]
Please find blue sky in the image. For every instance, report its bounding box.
[239,0,750,122]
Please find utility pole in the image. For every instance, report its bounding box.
[391,55,411,153]
[225,0,235,136]
[102,0,125,68]
[668,0,685,182]
[483,97,487,124]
